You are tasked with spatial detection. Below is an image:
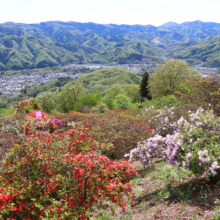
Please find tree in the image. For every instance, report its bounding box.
[148,60,200,98]
[115,94,133,110]
[73,93,102,112]
[58,83,85,112]
[104,84,141,109]
[122,84,141,103]
[139,71,151,101]
[36,92,58,113]
[103,85,124,109]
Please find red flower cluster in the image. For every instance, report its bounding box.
[0,119,137,219]
[16,101,33,109]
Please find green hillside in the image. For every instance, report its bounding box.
[92,41,163,64]
[0,35,98,70]
[173,36,220,67]
[0,35,163,71]
[2,20,220,70]
[0,25,25,38]
[76,67,142,94]
[4,20,220,44]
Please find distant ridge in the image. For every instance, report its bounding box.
[159,21,179,27]
[1,20,220,70]
[1,20,220,43]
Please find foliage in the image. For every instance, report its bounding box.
[143,95,179,109]
[36,83,85,113]
[0,28,164,71]
[0,102,138,219]
[0,108,10,115]
[92,103,109,114]
[76,67,142,95]
[2,21,220,71]
[179,76,220,116]
[139,71,151,101]
[36,91,59,113]
[60,111,154,159]
[144,106,178,137]
[120,84,141,103]
[21,77,74,98]
[73,93,102,112]
[33,68,141,113]
[0,101,33,161]
[92,41,163,64]
[114,94,133,110]
[0,97,7,109]
[127,107,220,180]
[103,84,141,110]
[148,60,200,98]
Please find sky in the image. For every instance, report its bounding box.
[0,0,219,26]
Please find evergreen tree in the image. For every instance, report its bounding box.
[140,71,151,101]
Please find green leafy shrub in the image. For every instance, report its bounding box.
[92,102,109,114]
[73,93,102,112]
[143,95,179,109]
[0,108,10,115]
[114,94,133,110]
[179,76,220,115]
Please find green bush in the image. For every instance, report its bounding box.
[143,95,179,109]
[73,93,102,112]
[92,102,109,114]
[114,94,133,110]
[0,108,10,115]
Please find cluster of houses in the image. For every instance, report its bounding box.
[0,72,80,97]
[194,66,218,75]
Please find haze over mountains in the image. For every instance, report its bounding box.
[0,20,220,70]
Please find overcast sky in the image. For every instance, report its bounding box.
[0,0,219,26]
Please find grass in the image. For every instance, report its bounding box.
[91,159,220,219]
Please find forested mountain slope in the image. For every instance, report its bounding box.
[1,20,220,70]
[173,36,220,67]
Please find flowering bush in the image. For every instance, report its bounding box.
[0,105,138,219]
[127,107,220,177]
[73,111,154,159]
[52,110,153,159]
[51,111,83,128]
[144,105,177,137]
[179,76,220,115]
[0,101,33,161]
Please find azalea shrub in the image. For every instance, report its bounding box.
[52,110,153,159]
[179,76,220,115]
[71,110,154,159]
[144,105,180,137]
[126,107,220,178]
[51,111,83,127]
[0,102,138,219]
[0,101,33,161]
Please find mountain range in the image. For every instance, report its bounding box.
[0,20,220,70]
[173,36,220,67]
